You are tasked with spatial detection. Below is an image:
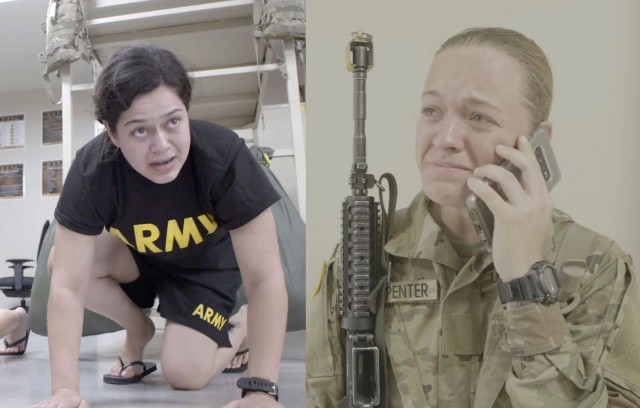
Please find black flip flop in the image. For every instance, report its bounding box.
[103,357,157,384]
[223,349,249,374]
[0,331,29,356]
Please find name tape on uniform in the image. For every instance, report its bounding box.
[386,279,438,303]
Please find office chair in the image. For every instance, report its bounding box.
[0,220,50,311]
[0,259,34,310]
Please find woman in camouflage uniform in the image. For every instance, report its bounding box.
[307,27,640,408]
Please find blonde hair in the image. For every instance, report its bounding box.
[438,27,553,130]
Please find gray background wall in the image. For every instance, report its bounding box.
[306,0,640,309]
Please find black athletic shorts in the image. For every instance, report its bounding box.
[119,249,242,348]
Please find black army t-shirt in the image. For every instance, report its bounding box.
[55,120,280,272]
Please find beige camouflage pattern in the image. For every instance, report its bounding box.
[307,192,640,408]
[43,0,89,75]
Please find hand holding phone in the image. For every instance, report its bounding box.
[465,128,561,252]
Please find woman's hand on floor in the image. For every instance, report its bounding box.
[223,392,284,408]
[30,388,90,408]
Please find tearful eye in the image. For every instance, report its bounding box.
[421,106,439,118]
[470,113,488,123]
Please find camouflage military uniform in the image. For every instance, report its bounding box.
[307,192,640,408]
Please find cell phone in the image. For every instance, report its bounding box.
[465,127,561,251]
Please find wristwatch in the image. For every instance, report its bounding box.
[497,260,560,304]
[237,377,279,401]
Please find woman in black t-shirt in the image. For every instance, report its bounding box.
[33,45,286,408]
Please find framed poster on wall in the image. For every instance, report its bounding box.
[0,114,26,150]
[42,110,62,145]
[42,160,63,196]
[0,163,24,199]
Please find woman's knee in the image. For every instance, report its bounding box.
[50,229,138,281]
[46,243,127,281]
[161,358,212,390]
[161,322,220,389]
[92,230,139,281]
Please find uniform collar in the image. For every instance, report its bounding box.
[384,192,559,272]
[384,192,475,271]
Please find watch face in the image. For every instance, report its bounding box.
[540,264,560,299]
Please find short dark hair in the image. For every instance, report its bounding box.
[93,44,192,132]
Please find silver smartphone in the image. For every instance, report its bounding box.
[465,127,561,251]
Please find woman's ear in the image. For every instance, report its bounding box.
[103,121,119,147]
[537,120,553,142]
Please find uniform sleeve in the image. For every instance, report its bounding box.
[500,243,640,407]
[211,138,281,230]
[306,246,346,407]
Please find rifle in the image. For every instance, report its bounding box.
[339,31,396,408]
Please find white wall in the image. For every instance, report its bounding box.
[255,103,306,212]
[0,88,94,308]
[306,0,640,303]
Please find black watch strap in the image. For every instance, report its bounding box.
[497,276,532,303]
[237,377,279,401]
[497,260,560,304]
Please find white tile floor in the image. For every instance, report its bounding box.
[0,325,305,407]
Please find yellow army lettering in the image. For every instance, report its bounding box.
[109,213,218,253]
[192,303,228,331]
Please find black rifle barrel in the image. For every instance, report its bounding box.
[347,32,374,196]
[340,31,381,408]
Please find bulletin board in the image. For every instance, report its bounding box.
[42,110,62,145]
[0,114,26,150]
[42,160,63,196]
[0,163,24,199]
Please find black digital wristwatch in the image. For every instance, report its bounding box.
[237,377,279,401]
[497,260,560,304]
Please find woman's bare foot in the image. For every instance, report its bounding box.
[226,305,249,371]
[227,342,249,370]
[0,307,28,354]
[108,313,156,378]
